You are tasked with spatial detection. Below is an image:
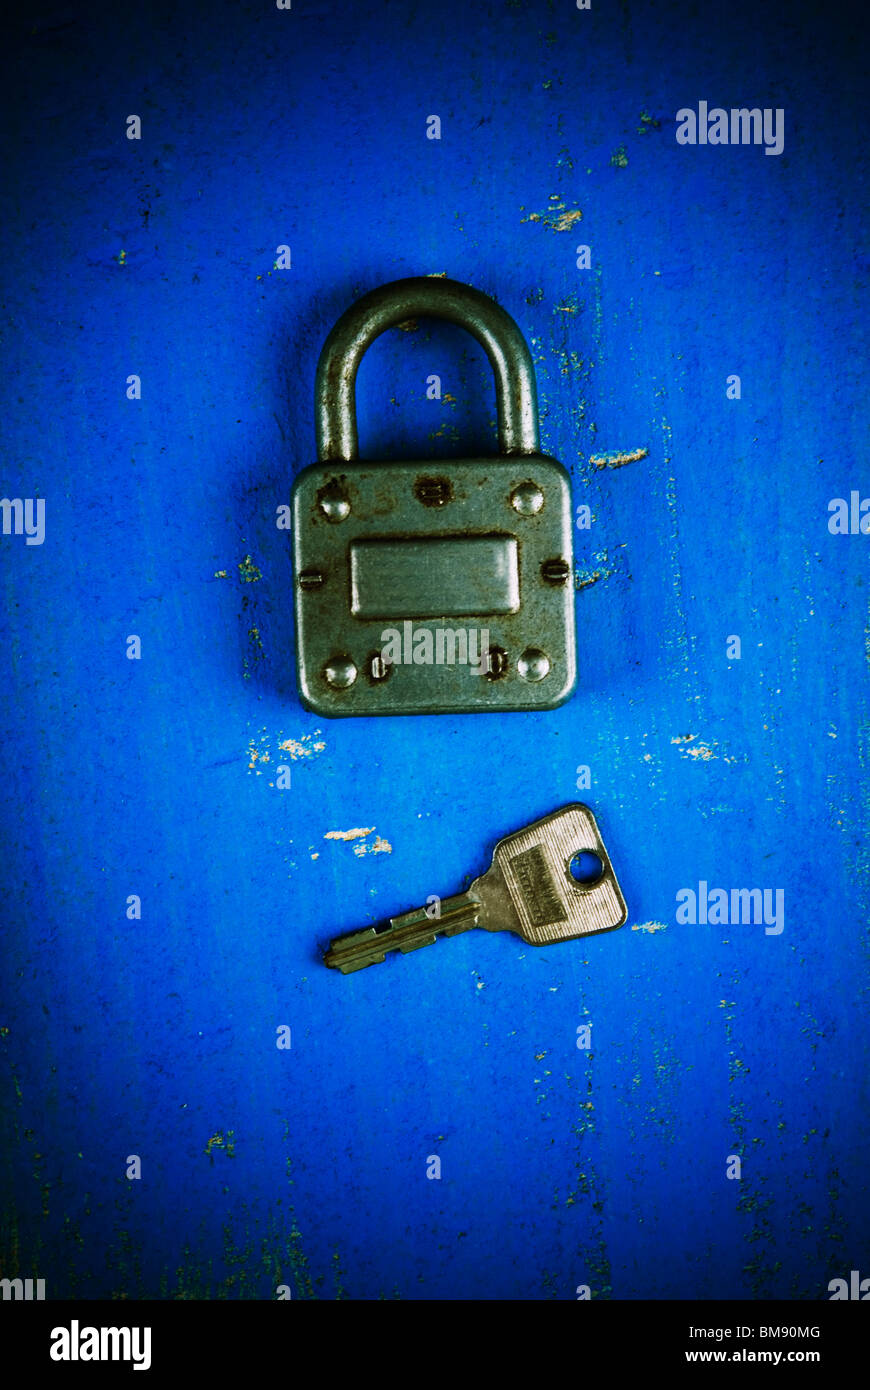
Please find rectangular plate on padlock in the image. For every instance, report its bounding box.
[291,455,576,717]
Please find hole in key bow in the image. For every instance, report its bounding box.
[568,850,604,886]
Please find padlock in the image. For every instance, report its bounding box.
[291,276,576,717]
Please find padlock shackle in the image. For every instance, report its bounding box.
[315,276,541,461]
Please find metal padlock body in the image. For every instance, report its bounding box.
[291,277,576,717]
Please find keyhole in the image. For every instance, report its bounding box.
[568,850,604,886]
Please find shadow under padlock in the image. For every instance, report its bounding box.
[291,276,577,717]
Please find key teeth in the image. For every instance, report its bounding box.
[324,896,479,972]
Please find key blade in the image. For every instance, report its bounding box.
[490,803,627,945]
[325,893,480,973]
[324,924,390,974]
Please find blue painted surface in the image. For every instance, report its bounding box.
[1,0,868,1300]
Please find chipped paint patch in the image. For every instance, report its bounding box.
[631,920,668,933]
[590,447,648,469]
[352,834,392,857]
[671,734,717,761]
[575,567,608,590]
[238,555,262,582]
[204,1130,235,1160]
[520,201,583,232]
[323,827,393,856]
[574,549,622,590]
[247,739,270,772]
[248,729,326,775]
[279,733,326,760]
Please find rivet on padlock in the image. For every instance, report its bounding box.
[291,276,577,717]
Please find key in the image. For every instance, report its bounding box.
[323,803,627,973]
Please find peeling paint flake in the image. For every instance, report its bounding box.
[575,567,608,591]
[325,826,393,857]
[238,555,262,583]
[352,834,392,857]
[574,548,619,591]
[671,734,717,761]
[520,202,583,233]
[248,729,326,774]
[590,447,648,469]
[279,733,326,760]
